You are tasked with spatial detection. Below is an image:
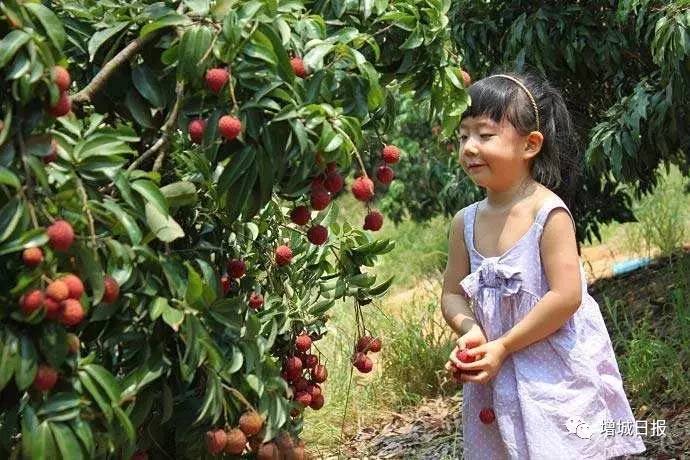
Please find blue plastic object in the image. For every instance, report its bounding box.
[612,257,652,276]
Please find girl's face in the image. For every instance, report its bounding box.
[457,115,539,191]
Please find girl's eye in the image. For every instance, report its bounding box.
[480,134,494,139]
[458,135,468,141]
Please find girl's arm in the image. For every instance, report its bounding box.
[497,207,582,355]
[441,209,478,335]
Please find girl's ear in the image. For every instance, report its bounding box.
[523,131,544,160]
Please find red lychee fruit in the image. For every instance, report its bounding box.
[20,290,44,315]
[218,115,242,141]
[356,335,376,353]
[460,69,472,87]
[310,188,331,211]
[310,393,325,410]
[227,259,246,278]
[311,364,328,383]
[220,274,231,295]
[205,428,227,455]
[307,225,328,245]
[102,276,120,304]
[290,206,310,226]
[47,219,74,252]
[274,432,294,452]
[376,165,395,185]
[290,57,308,78]
[22,247,43,267]
[275,245,293,266]
[311,176,325,192]
[479,407,495,424]
[52,66,71,92]
[256,442,279,460]
[363,210,384,231]
[66,333,80,354]
[285,356,302,374]
[43,140,58,164]
[130,450,149,460]
[44,297,61,320]
[248,292,264,310]
[205,68,230,93]
[33,364,58,392]
[46,280,69,302]
[224,428,247,455]
[369,338,382,353]
[326,161,338,173]
[295,334,312,352]
[48,91,71,117]
[292,376,309,392]
[456,349,474,364]
[381,144,401,164]
[306,383,321,397]
[60,274,84,299]
[239,411,263,437]
[188,118,206,144]
[351,176,375,202]
[324,172,344,193]
[304,354,318,369]
[284,367,301,382]
[295,391,312,407]
[353,352,367,369]
[60,299,85,326]
[355,355,373,373]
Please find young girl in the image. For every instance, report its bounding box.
[441,71,646,459]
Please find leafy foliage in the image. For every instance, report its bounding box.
[0,0,464,457]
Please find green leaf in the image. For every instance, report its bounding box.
[184,263,203,307]
[0,197,23,243]
[0,30,29,68]
[15,334,37,391]
[132,64,165,107]
[21,406,39,458]
[70,418,95,458]
[145,202,185,242]
[0,166,20,189]
[51,422,84,460]
[33,421,57,460]
[140,14,191,39]
[99,200,142,245]
[177,25,213,82]
[82,364,121,403]
[74,243,104,305]
[162,305,184,331]
[24,3,66,51]
[160,181,197,208]
[78,370,113,422]
[0,328,18,390]
[183,0,210,15]
[131,180,168,214]
[38,323,68,368]
[149,297,169,320]
[125,90,154,129]
[38,393,82,417]
[88,22,129,61]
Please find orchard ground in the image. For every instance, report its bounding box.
[301,166,690,458]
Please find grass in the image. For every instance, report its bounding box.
[302,167,690,453]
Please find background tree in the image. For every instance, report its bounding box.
[381,0,690,244]
[0,0,465,457]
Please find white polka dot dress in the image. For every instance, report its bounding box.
[458,198,646,459]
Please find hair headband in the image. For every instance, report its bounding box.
[486,74,540,132]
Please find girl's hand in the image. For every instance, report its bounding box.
[444,324,486,373]
[455,339,510,384]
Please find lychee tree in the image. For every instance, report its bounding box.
[0,0,466,458]
[381,0,690,244]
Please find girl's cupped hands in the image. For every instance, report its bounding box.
[454,339,510,384]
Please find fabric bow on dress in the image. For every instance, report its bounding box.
[460,259,522,299]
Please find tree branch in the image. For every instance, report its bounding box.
[72,33,157,104]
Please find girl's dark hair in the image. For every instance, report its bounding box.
[460,70,582,207]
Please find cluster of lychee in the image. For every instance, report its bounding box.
[31,332,79,393]
[204,410,264,456]
[351,144,402,232]
[187,67,242,145]
[281,332,327,416]
[219,246,293,309]
[351,335,382,374]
